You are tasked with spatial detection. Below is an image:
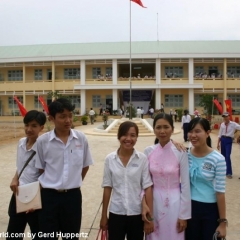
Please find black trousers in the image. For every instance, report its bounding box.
[183,122,189,142]
[39,188,82,240]
[7,194,40,240]
[108,212,144,240]
[185,200,220,240]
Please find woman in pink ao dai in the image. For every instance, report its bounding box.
[143,113,191,240]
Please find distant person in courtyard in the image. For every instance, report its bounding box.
[217,112,240,179]
[194,108,200,118]
[99,104,103,115]
[149,107,154,119]
[35,98,93,239]
[137,107,142,118]
[181,110,191,142]
[88,108,95,125]
[141,107,144,119]
[161,103,164,113]
[174,109,178,122]
[7,110,46,240]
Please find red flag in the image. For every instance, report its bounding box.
[38,96,49,115]
[131,0,147,8]
[13,96,27,117]
[225,99,233,120]
[213,99,223,115]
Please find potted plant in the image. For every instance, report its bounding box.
[71,115,79,128]
[81,115,88,125]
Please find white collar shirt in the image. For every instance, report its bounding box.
[181,114,191,126]
[35,129,93,189]
[137,109,142,114]
[89,110,95,116]
[102,149,153,215]
[17,137,40,186]
[218,121,240,138]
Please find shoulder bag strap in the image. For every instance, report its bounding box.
[18,151,36,180]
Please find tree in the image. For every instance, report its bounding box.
[199,94,218,117]
[47,90,63,100]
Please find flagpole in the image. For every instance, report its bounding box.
[38,94,39,111]
[211,96,214,121]
[129,0,132,120]
[157,12,159,42]
[13,94,16,138]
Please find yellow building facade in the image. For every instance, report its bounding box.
[0,41,240,116]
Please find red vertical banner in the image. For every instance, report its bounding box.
[225,99,233,120]
[13,96,27,117]
[213,99,223,115]
[38,96,49,114]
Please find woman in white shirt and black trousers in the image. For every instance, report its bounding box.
[100,121,153,240]
[182,110,191,142]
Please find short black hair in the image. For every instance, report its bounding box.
[48,98,75,118]
[23,110,46,126]
[117,121,139,140]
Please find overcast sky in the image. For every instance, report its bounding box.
[0,0,240,46]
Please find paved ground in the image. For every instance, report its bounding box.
[0,121,239,240]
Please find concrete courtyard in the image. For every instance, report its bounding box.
[0,121,239,240]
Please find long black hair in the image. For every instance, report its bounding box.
[187,118,212,147]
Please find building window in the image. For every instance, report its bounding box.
[64,68,80,79]
[92,68,101,79]
[165,67,183,78]
[194,66,205,77]
[8,70,23,81]
[68,95,81,108]
[165,94,183,107]
[228,94,240,107]
[47,69,52,80]
[92,95,101,108]
[8,96,23,109]
[105,67,112,78]
[227,66,240,78]
[34,69,43,80]
[0,72,3,81]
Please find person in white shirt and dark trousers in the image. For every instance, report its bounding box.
[217,112,240,179]
[100,121,153,240]
[181,110,191,142]
[35,98,93,240]
[88,108,95,125]
[7,110,46,240]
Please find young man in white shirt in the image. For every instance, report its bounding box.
[7,110,46,240]
[217,112,240,179]
[35,98,93,239]
[88,108,95,125]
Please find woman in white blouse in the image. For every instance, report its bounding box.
[100,121,153,240]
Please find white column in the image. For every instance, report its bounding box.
[80,89,86,115]
[188,58,194,84]
[156,59,161,84]
[112,59,117,84]
[155,89,161,110]
[112,89,118,110]
[188,89,194,114]
[81,60,86,85]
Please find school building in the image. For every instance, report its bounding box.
[0,40,240,116]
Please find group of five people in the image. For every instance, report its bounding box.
[6,98,227,240]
